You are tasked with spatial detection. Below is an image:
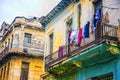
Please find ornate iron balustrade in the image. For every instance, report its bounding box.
[0,46,9,58]
[45,23,118,70]
[0,42,44,59]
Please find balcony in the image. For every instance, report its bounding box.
[0,42,44,60]
[45,23,119,70]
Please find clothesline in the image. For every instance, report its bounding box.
[102,6,119,10]
[103,3,120,7]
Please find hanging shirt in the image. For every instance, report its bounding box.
[74,30,79,43]
[92,7,101,32]
[70,30,77,44]
[92,14,97,32]
[84,21,90,38]
[95,7,101,21]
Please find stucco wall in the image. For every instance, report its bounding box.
[103,0,120,25]
[0,26,45,56]
[3,57,43,80]
[12,27,45,55]
[45,2,84,56]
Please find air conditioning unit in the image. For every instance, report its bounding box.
[23,48,28,53]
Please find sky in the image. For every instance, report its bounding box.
[0,0,61,25]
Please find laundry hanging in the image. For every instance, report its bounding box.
[78,28,82,44]
[58,46,63,58]
[96,7,101,21]
[83,21,90,38]
[70,30,78,44]
[69,29,81,46]
[92,14,97,32]
[92,7,101,32]
[74,30,79,44]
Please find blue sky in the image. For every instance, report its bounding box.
[0,0,60,25]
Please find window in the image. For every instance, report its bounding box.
[0,68,3,79]
[49,33,54,54]
[11,35,13,48]
[20,62,29,80]
[87,72,113,80]
[3,66,6,79]
[24,33,32,47]
[66,18,73,29]
[8,39,10,50]
[6,63,10,80]
[66,17,73,45]
[5,42,7,48]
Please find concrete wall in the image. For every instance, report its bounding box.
[12,27,45,55]
[0,26,45,55]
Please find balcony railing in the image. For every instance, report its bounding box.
[0,46,9,58]
[45,23,118,70]
[0,42,44,59]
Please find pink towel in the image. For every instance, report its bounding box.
[78,28,82,44]
[58,46,63,58]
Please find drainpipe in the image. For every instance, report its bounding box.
[118,19,120,26]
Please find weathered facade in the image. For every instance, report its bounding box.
[41,0,120,80]
[0,17,45,80]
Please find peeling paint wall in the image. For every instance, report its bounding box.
[0,57,43,80]
[0,19,45,80]
[0,26,45,55]
[45,3,81,56]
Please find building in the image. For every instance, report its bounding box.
[0,16,45,80]
[41,0,120,80]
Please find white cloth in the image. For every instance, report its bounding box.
[70,30,79,44]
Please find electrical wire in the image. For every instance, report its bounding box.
[104,3,120,7]
[102,6,119,10]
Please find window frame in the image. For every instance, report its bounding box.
[24,33,32,47]
[20,62,29,80]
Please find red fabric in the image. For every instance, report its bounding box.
[78,28,82,44]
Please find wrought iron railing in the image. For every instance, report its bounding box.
[0,46,9,58]
[45,23,118,70]
[0,42,44,59]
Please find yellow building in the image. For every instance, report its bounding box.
[0,17,45,80]
[41,0,120,80]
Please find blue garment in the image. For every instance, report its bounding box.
[92,14,97,32]
[97,7,101,21]
[84,21,90,38]
[95,7,101,21]
[92,7,101,32]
